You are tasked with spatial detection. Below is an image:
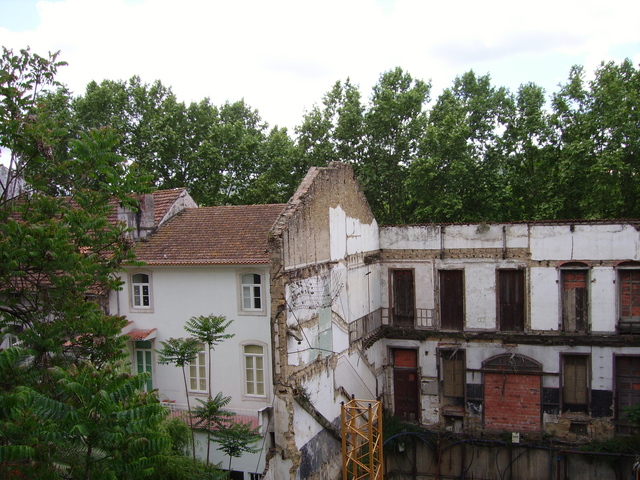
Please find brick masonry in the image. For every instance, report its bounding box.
[484,373,541,432]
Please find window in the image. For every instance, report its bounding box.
[244,344,265,397]
[135,341,153,391]
[131,273,151,310]
[442,349,465,398]
[561,267,589,333]
[440,270,464,330]
[391,270,415,327]
[615,356,640,432]
[618,266,640,333]
[562,355,588,413]
[241,273,263,312]
[498,269,525,331]
[189,344,207,393]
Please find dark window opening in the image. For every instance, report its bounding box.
[498,269,525,332]
[619,269,640,333]
[440,270,464,330]
[561,269,588,333]
[392,270,415,327]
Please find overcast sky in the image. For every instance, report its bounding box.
[1,0,639,133]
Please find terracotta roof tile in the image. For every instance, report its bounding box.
[134,204,285,265]
[150,188,186,226]
[127,328,157,341]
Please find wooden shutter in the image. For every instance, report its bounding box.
[499,270,525,331]
[563,356,588,406]
[440,270,464,330]
[443,351,465,398]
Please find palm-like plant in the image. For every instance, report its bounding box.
[184,315,234,463]
[157,337,201,466]
[184,315,234,399]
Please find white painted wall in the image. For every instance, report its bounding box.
[530,267,560,331]
[112,264,273,477]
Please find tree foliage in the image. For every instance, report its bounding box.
[0,46,193,480]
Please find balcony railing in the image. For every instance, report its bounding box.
[349,307,437,344]
[162,401,267,433]
[349,309,383,343]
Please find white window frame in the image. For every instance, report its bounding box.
[238,271,265,315]
[188,344,207,394]
[130,271,153,312]
[242,342,267,399]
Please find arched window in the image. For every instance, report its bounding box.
[131,272,152,309]
[244,344,265,397]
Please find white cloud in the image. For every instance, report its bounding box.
[0,0,638,132]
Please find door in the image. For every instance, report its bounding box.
[393,349,419,421]
[498,269,525,331]
[392,270,415,327]
[440,270,464,330]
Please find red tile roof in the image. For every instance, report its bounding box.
[150,188,186,226]
[127,328,157,341]
[133,204,285,265]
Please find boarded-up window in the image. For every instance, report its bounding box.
[562,355,588,411]
[498,270,525,331]
[616,356,640,434]
[562,269,588,333]
[440,270,464,330]
[392,270,415,327]
[442,350,465,398]
[619,269,640,332]
[616,356,640,419]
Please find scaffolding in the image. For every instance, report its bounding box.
[341,398,384,480]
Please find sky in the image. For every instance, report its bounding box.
[1,0,639,134]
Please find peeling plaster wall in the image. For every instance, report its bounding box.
[267,163,382,480]
[268,165,640,479]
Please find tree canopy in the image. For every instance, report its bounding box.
[0,46,212,480]
[10,47,640,225]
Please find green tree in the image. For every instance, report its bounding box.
[212,420,261,477]
[551,59,640,219]
[0,47,171,479]
[184,314,234,463]
[407,71,513,222]
[29,361,168,480]
[502,82,559,220]
[156,337,201,465]
[295,70,428,224]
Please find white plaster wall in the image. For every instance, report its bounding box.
[330,206,379,261]
[346,263,378,322]
[379,225,441,250]
[465,263,498,330]
[380,224,530,251]
[335,353,377,400]
[119,265,272,413]
[591,267,617,332]
[530,267,560,331]
[530,224,640,261]
[380,261,435,313]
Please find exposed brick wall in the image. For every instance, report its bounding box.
[620,270,640,318]
[484,373,541,432]
[562,271,587,290]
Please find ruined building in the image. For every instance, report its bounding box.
[264,162,640,479]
